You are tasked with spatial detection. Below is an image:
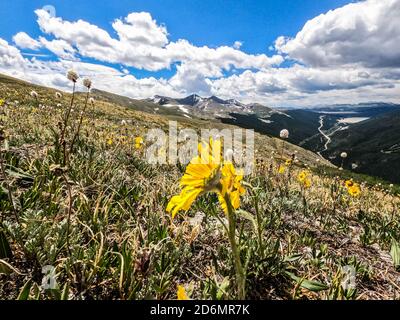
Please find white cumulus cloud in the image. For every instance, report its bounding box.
[275,0,400,68]
[13,32,41,50]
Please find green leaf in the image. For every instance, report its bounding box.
[61,282,70,300]
[285,271,329,292]
[5,165,33,180]
[0,259,13,275]
[284,253,303,262]
[390,240,400,269]
[0,259,23,275]
[236,209,257,232]
[17,279,32,300]
[0,230,12,259]
[216,277,230,300]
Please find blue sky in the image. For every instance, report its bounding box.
[0,0,399,106]
[0,0,352,78]
[0,0,353,51]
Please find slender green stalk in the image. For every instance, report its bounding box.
[245,184,263,256]
[280,140,285,164]
[224,193,246,300]
[60,81,76,166]
[68,90,90,160]
[62,173,73,258]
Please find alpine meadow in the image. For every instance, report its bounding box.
[1,0,400,304]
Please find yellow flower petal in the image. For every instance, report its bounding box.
[177,285,189,300]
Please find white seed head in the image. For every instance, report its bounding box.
[280,129,289,139]
[57,103,62,107]
[340,152,348,158]
[30,90,38,98]
[83,78,92,89]
[225,148,234,159]
[89,97,95,104]
[67,69,79,82]
[351,163,358,170]
[389,184,394,188]
[55,92,62,99]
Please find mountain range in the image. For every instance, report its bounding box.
[146,93,400,183]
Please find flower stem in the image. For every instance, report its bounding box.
[68,90,90,159]
[224,193,246,300]
[60,82,76,166]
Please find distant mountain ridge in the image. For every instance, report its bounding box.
[147,93,263,117]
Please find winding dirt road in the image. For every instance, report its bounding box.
[317,115,331,157]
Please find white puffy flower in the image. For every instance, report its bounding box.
[225,148,234,159]
[67,69,79,83]
[57,103,62,108]
[89,98,95,104]
[55,92,62,99]
[280,129,289,139]
[316,158,320,162]
[121,120,127,125]
[340,152,348,158]
[351,163,358,170]
[389,184,394,188]
[30,90,38,98]
[83,78,92,89]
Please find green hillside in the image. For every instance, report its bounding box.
[324,110,400,183]
[0,73,400,301]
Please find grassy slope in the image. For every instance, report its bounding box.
[0,74,400,300]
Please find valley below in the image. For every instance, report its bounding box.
[146,91,400,183]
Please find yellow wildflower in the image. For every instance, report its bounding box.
[135,137,144,149]
[345,180,354,188]
[218,162,246,214]
[107,138,113,145]
[285,159,292,166]
[177,285,189,300]
[303,178,312,188]
[348,184,361,197]
[278,165,285,174]
[167,139,245,218]
[297,170,311,188]
[0,99,4,107]
[297,170,308,182]
[166,139,221,219]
